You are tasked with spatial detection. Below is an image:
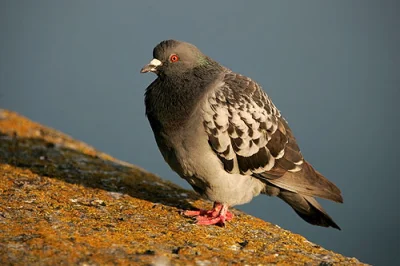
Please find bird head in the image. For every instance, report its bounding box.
[140,40,211,77]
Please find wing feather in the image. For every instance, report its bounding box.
[203,72,303,176]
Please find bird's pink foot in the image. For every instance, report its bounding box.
[183,202,233,226]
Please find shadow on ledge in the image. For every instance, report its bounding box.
[0,130,198,211]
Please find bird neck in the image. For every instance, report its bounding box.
[145,64,223,131]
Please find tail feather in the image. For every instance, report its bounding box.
[278,190,341,230]
[265,161,343,203]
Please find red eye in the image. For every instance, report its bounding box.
[170,54,179,62]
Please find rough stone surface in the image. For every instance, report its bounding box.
[0,109,366,265]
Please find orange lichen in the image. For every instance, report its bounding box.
[0,109,366,265]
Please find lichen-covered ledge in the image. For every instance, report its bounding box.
[0,109,365,265]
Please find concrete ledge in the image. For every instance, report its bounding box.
[0,109,366,265]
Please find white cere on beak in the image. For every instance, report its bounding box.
[149,58,162,69]
[141,58,163,73]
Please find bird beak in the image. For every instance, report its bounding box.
[140,58,162,73]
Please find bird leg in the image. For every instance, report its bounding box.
[183,202,233,226]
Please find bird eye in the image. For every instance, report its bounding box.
[170,54,179,62]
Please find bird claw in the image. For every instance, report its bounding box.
[183,209,210,217]
[196,216,227,226]
[182,202,233,226]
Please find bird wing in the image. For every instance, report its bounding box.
[203,72,342,202]
[203,72,303,176]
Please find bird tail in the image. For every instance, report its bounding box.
[278,190,341,230]
[257,160,343,229]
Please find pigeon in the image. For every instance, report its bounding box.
[141,40,343,229]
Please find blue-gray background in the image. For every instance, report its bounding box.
[1,1,398,265]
